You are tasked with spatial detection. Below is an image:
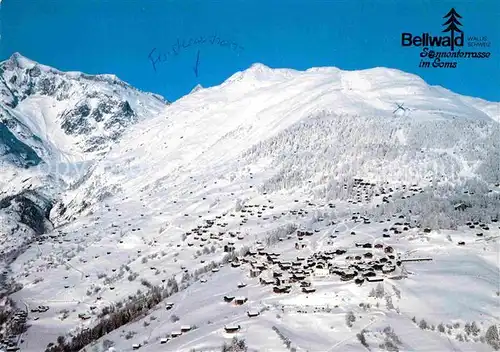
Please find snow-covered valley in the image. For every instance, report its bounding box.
[0,54,499,352]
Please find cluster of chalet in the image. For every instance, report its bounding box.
[178,201,288,250]
[222,232,404,295]
[332,245,397,284]
[307,242,398,284]
[347,178,377,204]
[167,176,498,262]
[225,245,316,294]
[465,221,494,230]
[345,178,425,206]
[178,195,342,253]
[182,218,231,249]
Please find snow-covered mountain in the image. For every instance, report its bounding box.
[0,53,169,283]
[1,59,499,352]
[0,53,168,191]
[54,63,500,224]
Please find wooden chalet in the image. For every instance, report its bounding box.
[354,277,365,285]
[292,272,307,281]
[180,325,192,333]
[260,277,274,285]
[266,255,278,264]
[223,295,235,303]
[279,262,292,270]
[224,325,241,333]
[170,331,182,338]
[273,271,283,278]
[253,262,267,271]
[300,280,312,288]
[234,297,248,305]
[247,310,260,317]
[275,275,289,286]
[302,286,316,293]
[273,285,292,294]
[340,268,357,281]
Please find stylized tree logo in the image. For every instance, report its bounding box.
[442,8,463,51]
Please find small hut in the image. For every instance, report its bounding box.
[354,277,364,285]
[180,325,191,333]
[302,287,316,293]
[247,310,260,317]
[224,325,241,333]
[170,331,182,338]
[273,286,291,294]
[223,295,235,303]
[234,297,247,305]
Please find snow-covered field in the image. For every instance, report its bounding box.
[1,55,499,352]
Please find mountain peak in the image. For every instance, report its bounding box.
[247,62,272,72]
[223,63,299,85]
[190,83,204,94]
[5,52,38,70]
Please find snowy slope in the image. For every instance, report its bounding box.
[1,62,499,352]
[55,63,500,223]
